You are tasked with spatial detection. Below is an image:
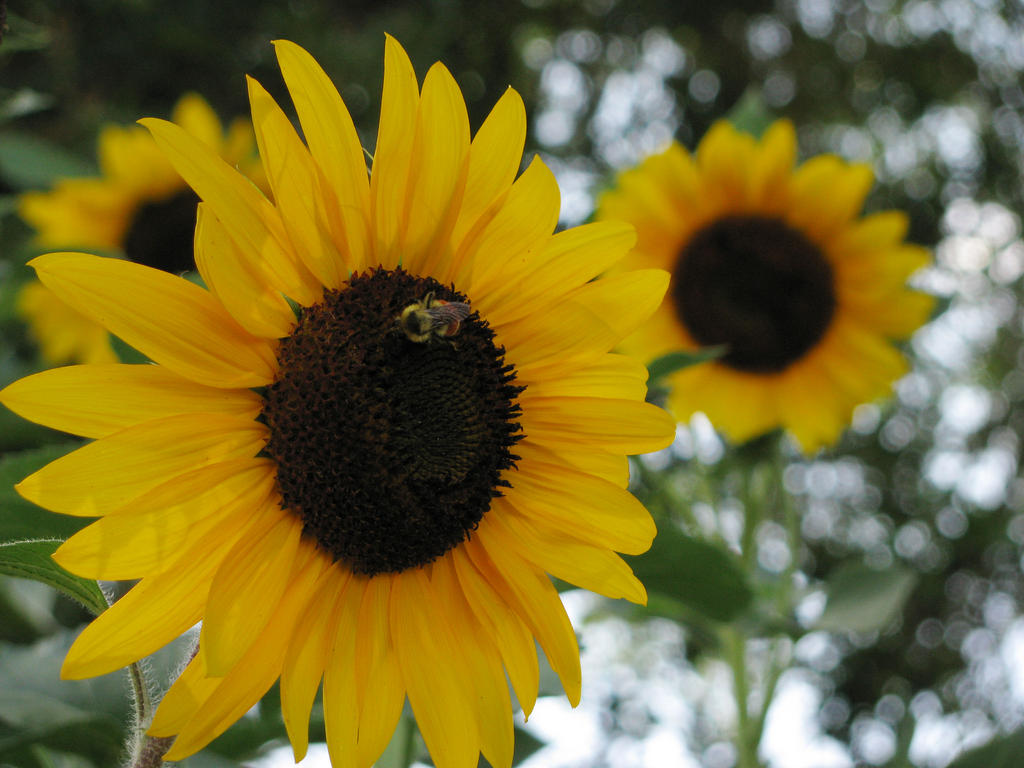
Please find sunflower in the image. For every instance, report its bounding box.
[16,93,265,365]
[596,120,933,452]
[0,38,675,768]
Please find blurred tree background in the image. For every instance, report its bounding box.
[1,1,1024,767]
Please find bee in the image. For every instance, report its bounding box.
[398,292,472,343]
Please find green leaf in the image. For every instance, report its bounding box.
[0,13,52,53]
[0,193,18,216]
[510,726,545,765]
[375,711,424,768]
[182,751,244,767]
[0,690,122,767]
[815,563,917,634]
[0,578,46,643]
[647,346,725,383]
[727,88,775,138]
[22,746,98,768]
[0,540,107,616]
[0,444,88,542]
[946,728,1024,768]
[625,525,753,622]
[0,131,96,190]
[0,405,75,453]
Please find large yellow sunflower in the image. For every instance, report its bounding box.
[597,120,934,452]
[0,38,674,768]
[17,93,265,365]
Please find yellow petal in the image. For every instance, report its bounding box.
[16,413,266,517]
[775,360,849,452]
[16,280,117,366]
[787,157,874,244]
[391,568,480,768]
[30,252,277,388]
[171,93,225,150]
[750,119,797,210]
[147,654,220,737]
[516,395,675,455]
[504,442,655,555]
[480,221,637,327]
[248,77,347,287]
[501,269,669,372]
[521,353,648,400]
[455,156,559,293]
[842,288,935,339]
[488,501,647,604]
[466,534,581,706]
[97,123,176,191]
[431,557,514,768]
[549,446,630,488]
[281,561,350,762]
[140,117,321,306]
[201,510,303,675]
[273,40,371,273]
[833,210,910,253]
[399,60,470,278]
[194,203,297,339]
[597,143,698,258]
[163,550,327,760]
[354,577,405,767]
[834,243,931,294]
[0,363,261,440]
[370,35,420,268]
[697,121,756,208]
[54,459,276,579]
[451,547,539,717]
[60,498,273,680]
[322,576,366,768]
[19,182,130,251]
[450,87,527,249]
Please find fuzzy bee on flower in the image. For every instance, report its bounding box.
[398,292,473,343]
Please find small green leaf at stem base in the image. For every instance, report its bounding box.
[647,346,726,384]
[626,524,754,623]
[815,562,917,634]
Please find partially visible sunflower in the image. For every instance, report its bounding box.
[597,120,934,452]
[0,38,675,768]
[17,93,265,365]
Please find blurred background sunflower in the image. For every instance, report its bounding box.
[597,119,934,452]
[16,93,265,365]
[2,2,1024,768]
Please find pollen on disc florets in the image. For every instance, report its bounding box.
[260,267,524,576]
[673,215,836,373]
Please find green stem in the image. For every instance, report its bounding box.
[774,444,800,615]
[744,437,798,761]
[752,639,787,746]
[97,584,171,768]
[739,462,761,570]
[727,629,758,768]
[127,661,151,726]
[397,713,417,768]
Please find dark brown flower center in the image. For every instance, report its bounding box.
[122,189,200,274]
[673,215,836,373]
[260,268,524,576]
